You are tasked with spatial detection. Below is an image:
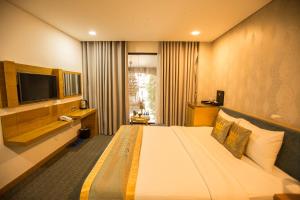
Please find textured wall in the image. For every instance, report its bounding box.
[198,0,300,128]
[197,43,213,101]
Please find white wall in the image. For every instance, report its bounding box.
[0,0,82,72]
[0,0,82,190]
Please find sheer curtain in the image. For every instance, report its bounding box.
[82,41,128,135]
[128,54,159,123]
[159,41,199,126]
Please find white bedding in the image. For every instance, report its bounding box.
[135,126,300,200]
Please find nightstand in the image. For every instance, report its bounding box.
[130,115,150,125]
[185,103,219,126]
[273,194,300,200]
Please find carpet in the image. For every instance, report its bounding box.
[1,135,112,200]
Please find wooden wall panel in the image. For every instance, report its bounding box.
[0,62,7,107]
[1,114,18,139]
[52,69,64,99]
[16,63,53,75]
[0,61,81,108]
[56,100,81,116]
[1,100,81,143]
[17,107,51,135]
[3,61,19,107]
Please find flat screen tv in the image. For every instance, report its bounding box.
[17,73,58,104]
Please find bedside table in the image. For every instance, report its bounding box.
[130,115,150,125]
[273,194,300,200]
[185,103,219,126]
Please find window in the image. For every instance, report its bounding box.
[128,54,159,123]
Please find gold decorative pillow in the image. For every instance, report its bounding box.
[211,115,233,144]
[224,123,252,159]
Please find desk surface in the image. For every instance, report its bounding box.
[6,120,71,145]
[67,108,96,119]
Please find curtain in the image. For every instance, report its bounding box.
[159,41,199,126]
[82,41,128,135]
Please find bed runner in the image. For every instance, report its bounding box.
[80,125,143,200]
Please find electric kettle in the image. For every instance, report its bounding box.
[80,100,88,109]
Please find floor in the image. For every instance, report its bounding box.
[1,135,112,200]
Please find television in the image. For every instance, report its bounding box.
[17,73,58,104]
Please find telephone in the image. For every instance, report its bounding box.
[59,115,73,122]
[201,100,220,106]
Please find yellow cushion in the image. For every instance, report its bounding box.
[224,123,252,159]
[211,115,233,144]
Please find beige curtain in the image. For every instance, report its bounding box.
[160,41,199,126]
[82,41,128,135]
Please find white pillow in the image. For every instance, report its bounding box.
[218,109,240,123]
[239,119,284,172]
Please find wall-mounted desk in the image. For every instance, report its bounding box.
[67,108,95,119]
[67,108,98,137]
[5,120,72,145]
[0,100,98,146]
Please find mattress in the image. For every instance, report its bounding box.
[135,126,300,200]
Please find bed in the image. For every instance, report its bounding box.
[80,108,300,200]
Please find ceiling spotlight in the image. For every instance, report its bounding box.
[191,31,201,36]
[89,31,96,36]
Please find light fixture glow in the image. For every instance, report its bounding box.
[191,31,201,36]
[89,30,96,36]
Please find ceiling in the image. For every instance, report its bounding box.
[9,0,271,42]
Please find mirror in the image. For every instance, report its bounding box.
[63,72,81,97]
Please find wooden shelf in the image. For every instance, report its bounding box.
[67,108,96,119]
[6,120,71,145]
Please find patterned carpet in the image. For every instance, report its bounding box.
[2,135,112,200]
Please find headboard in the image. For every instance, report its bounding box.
[221,107,300,181]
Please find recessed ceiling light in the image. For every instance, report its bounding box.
[191,31,201,36]
[88,31,96,36]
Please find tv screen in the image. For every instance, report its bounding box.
[17,73,58,103]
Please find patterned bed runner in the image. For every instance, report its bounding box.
[80,125,143,200]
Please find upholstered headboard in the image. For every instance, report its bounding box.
[221,107,300,181]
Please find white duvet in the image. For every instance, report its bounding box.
[135,126,300,200]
